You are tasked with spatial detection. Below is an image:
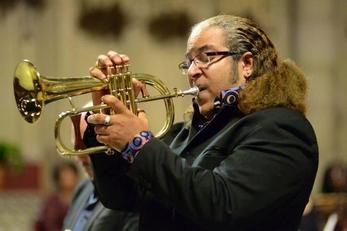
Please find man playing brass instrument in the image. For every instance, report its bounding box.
[81,15,318,230]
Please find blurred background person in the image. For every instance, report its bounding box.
[34,161,80,231]
[322,161,347,194]
[300,161,347,231]
[63,114,139,231]
[319,161,347,231]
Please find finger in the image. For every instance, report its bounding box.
[92,54,114,80]
[141,82,150,98]
[102,95,128,114]
[94,125,109,135]
[96,134,108,145]
[107,51,124,65]
[119,54,130,63]
[138,110,148,126]
[132,79,150,98]
[96,134,123,153]
[89,65,107,81]
[87,113,111,125]
[97,54,113,68]
[132,78,144,97]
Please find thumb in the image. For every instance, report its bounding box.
[137,110,149,128]
[101,95,128,114]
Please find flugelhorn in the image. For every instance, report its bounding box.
[13,60,198,156]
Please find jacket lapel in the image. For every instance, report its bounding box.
[179,105,243,158]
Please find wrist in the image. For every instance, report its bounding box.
[121,131,154,163]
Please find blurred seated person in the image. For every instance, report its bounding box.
[322,161,347,194]
[319,161,347,230]
[300,161,347,231]
[34,161,80,231]
[63,114,139,231]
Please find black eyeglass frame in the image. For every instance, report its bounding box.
[178,51,238,74]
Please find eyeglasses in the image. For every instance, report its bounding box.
[178,51,238,75]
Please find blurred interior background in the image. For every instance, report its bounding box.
[0,0,346,230]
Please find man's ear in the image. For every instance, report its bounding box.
[240,52,253,80]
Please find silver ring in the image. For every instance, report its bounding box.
[104,115,111,126]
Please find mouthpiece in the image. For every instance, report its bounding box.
[181,86,199,96]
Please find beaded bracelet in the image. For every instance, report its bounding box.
[121,131,154,163]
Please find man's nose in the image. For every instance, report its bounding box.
[187,61,202,81]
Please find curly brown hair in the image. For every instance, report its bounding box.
[239,59,307,114]
[194,15,307,115]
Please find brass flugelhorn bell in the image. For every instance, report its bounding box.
[13,60,199,156]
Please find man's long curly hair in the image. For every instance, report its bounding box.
[196,15,307,115]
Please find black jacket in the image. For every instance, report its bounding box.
[88,105,318,231]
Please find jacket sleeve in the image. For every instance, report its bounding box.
[87,122,185,211]
[89,146,145,211]
[126,112,318,229]
[82,117,140,211]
